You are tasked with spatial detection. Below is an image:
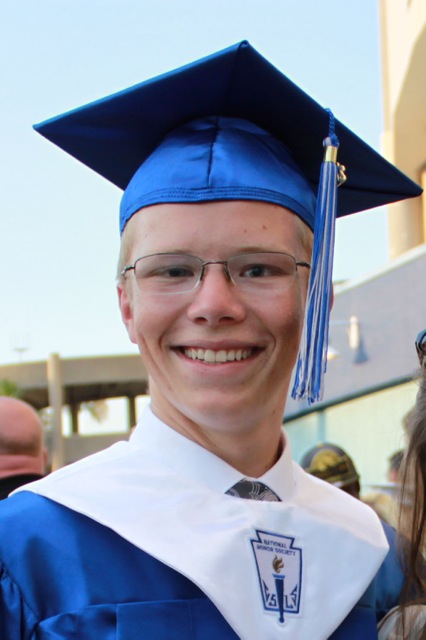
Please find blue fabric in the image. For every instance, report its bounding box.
[119,116,317,234]
[329,605,378,639]
[34,40,422,225]
[0,493,236,639]
[0,492,402,639]
[374,520,405,620]
[34,601,234,639]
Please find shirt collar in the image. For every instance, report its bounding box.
[130,405,296,501]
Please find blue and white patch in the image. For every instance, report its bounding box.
[250,529,302,624]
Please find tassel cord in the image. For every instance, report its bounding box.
[291,157,338,404]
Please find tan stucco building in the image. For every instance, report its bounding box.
[379,0,426,258]
[0,354,148,469]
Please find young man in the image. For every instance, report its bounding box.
[0,42,421,639]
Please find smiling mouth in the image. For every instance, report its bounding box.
[182,347,256,364]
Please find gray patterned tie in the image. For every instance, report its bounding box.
[225,478,281,502]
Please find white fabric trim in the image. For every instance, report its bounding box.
[17,406,389,639]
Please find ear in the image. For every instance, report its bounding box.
[117,282,138,344]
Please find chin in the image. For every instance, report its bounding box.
[184,395,278,432]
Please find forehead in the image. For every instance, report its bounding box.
[123,201,311,257]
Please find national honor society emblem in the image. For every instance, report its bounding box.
[250,530,302,624]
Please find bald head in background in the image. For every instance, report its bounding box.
[0,397,47,499]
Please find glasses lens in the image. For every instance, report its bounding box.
[228,253,297,291]
[134,254,202,293]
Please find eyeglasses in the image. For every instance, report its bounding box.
[121,251,311,295]
[415,329,426,365]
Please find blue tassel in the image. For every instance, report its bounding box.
[291,109,345,404]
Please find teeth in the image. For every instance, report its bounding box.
[184,348,252,363]
[216,350,227,363]
[205,349,216,363]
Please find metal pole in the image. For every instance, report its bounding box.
[47,353,65,470]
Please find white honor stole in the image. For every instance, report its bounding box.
[18,419,388,639]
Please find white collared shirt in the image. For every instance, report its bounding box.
[129,406,294,500]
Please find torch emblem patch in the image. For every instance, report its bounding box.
[250,529,302,624]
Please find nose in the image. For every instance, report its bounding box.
[186,263,247,325]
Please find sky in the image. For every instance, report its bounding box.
[1,0,389,365]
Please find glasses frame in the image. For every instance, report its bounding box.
[120,251,311,295]
[415,329,426,365]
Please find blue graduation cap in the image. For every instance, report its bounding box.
[34,40,422,405]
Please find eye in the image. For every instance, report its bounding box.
[242,264,272,278]
[154,265,196,279]
[149,264,197,280]
[240,262,288,278]
[134,255,200,283]
[229,253,297,284]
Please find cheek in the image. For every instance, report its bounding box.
[131,305,156,350]
[131,298,181,353]
[271,288,307,352]
[294,273,309,319]
[118,283,138,344]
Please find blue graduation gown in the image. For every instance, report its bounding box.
[0,492,402,639]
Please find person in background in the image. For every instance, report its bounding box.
[0,42,421,639]
[300,442,361,498]
[301,441,400,526]
[378,329,426,639]
[0,397,47,500]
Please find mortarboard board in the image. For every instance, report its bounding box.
[34,40,421,222]
[34,40,422,404]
